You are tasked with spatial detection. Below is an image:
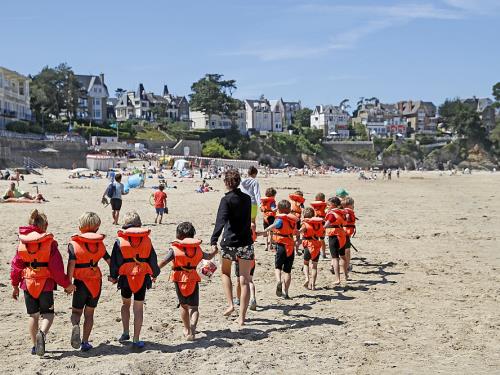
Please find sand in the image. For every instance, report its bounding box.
[0,169,498,374]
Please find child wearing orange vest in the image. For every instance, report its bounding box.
[260,187,277,252]
[258,200,299,299]
[109,211,160,350]
[289,190,305,256]
[67,212,110,352]
[10,210,75,356]
[310,192,327,259]
[342,196,357,273]
[159,222,218,341]
[299,207,324,290]
[324,197,348,285]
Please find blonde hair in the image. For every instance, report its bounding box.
[343,197,354,208]
[79,212,101,233]
[123,211,142,227]
[29,209,48,231]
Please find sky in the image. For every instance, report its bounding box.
[2,0,499,108]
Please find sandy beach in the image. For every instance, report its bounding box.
[0,169,499,374]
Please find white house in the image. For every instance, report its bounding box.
[75,73,109,123]
[190,108,246,133]
[244,98,284,133]
[311,105,350,138]
[0,66,31,128]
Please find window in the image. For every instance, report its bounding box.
[94,98,101,106]
[94,110,101,118]
[19,81,24,96]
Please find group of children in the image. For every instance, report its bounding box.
[256,187,357,298]
[11,209,214,356]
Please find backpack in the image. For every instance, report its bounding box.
[106,183,116,199]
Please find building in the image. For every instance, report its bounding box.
[244,98,284,133]
[397,100,437,134]
[283,100,301,127]
[190,100,246,133]
[0,66,32,128]
[311,105,351,138]
[461,97,496,133]
[75,73,109,123]
[115,83,189,122]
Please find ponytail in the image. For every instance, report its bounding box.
[28,209,48,231]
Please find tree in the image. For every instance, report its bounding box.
[202,138,234,158]
[439,99,486,140]
[115,88,126,98]
[189,74,240,123]
[293,108,313,128]
[492,82,500,102]
[151,101,168,120]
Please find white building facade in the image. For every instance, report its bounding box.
[0,66,31,128]
[190,110,246,133]
[311,105,350,138]
[76,74,109,123]
[245,98,284,133]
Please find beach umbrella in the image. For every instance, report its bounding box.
[39,147,59,153]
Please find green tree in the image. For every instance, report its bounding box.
[439,99,486,140]
[189,74,240,124]
[492,82,500,102]
[202,138,234,158]
[293,108,313,128]
[353,122,368,140]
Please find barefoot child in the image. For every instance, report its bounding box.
[153,184,167,224]
[10,210,75,356]
[310,193,327,259]
[260,187,277,251]
[299,207,324,290]
[289,191,305,255]
[324,197,348,285]
[259,200,299,299]
[67,212,110,352]
[342,196,357,272]
[159,222,218,340]
[110,211,160,349]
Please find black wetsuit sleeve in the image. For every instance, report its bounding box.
[149,246,161,278]
[67,244,76,261]
[163,248,175,264]
[202,251,212,260]
[103,251,111,261]
[110,240,123,279]
[211,197,228,245]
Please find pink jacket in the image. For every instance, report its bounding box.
[10,225,70,291]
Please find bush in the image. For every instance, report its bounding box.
[6,121,43,134]
[44,120,68,134]
[202,138,238,158]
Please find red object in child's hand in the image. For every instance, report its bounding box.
[198,260,217,278]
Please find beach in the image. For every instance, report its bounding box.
[0,169,499,374]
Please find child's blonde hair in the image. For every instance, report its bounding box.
[29,209,48,231]
[315,192,325,201]
[343,197,354,208]
[123,211,142,227]
[79,212,101,233]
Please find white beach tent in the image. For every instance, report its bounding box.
[173,159,189,171]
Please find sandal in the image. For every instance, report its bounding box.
[71,325,81,349]
[35,330,45,356]
[276,282,282,297]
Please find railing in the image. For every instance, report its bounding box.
[0,129,45,140]
[24,157,45,170]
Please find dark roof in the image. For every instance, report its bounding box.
[115,93,133,108]
[75,74,108,95]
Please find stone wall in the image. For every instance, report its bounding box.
[322,141,374,153]
[0,138,88,169]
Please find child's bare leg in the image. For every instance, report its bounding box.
[303,261,310,288]
[159,213,163,224]
[333,258,341,284]
[121,298,131,335]
[180,304,191,338]
[236,278,241,300]
[70,308,83,326]
[249,279,256,301]
[39,313,54,335]
[311,262,318,289]
[321,240,326,258]
[341,255,349,280]
[154,214,158,224]
[283,272,292,296]
[189,306,199,338]
[28,314,39,346]
[274,268,282,283]
[345,248,351,269]
[132,300,144,341]
[82,306,95,342]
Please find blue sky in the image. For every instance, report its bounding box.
[2,0,499,108]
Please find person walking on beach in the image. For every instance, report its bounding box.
[102,173,128,225]
[239,166,261,226]
[211,169,254,326]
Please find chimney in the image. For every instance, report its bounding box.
[100,73,104,84]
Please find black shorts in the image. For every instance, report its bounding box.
[24,290,54,315]
[263,215,275,229]
[328,236,346,259]
[72,279,100,309]
[275,243,294,273]
[234,261,255,277]
[303,248,320,263]
[119,278,148,301]
[110,198,122,211]
[175,283,199,307]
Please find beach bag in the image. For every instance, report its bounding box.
[106,183,116,199]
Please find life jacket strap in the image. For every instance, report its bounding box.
[28,261,49,270]
[123,257,149,263]
[75,261,99,269]
[303,236,319,240]
[172,266,196,271]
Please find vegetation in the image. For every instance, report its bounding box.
[135,124,173,141]
[202,138,240,158]
[292,108,313,128]
[6,120,43,134]
[439,99,487,141]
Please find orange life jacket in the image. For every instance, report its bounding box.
[260,197,276,224]
[272,213,299,257]
[17,232,54,298]
[302,217,324,259]
[289,194,305,219]
[170,238,203,297]
[117,228,153,293]
[70,232,106,298]
[310,201,327,218]
[251,225,257,242]
[343,207,357,237]
[325,208,347,248]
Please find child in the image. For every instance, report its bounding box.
[67,212,110,352]
[299,207,324,290]
[10,210,75,356]
[159,222,218,341]
[234,223,258,310]
[260,187,277,251]
[110,211,160,349]
[342,196,357,273]
[289,191,305,255]
[153,184,167,224]
[310,192,327,259]
[324,197,348,285]
[259,200,299,299]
